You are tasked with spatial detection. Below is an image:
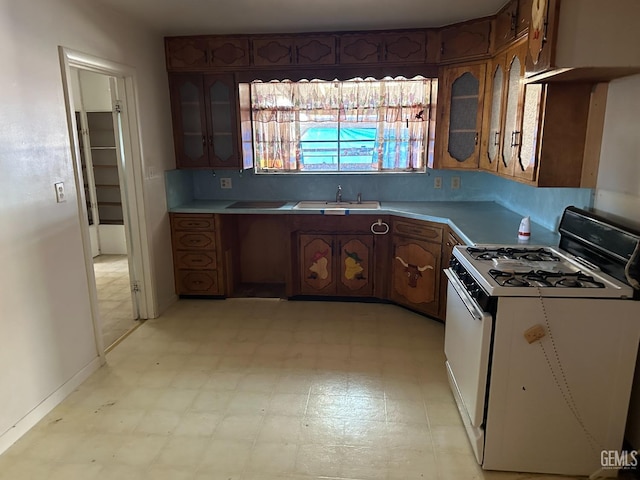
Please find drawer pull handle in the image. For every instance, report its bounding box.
[371,219,389,235]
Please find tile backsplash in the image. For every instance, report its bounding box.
[165,169,594,231]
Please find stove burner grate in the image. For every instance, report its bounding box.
[467,247,561,262]
[487,269,606,289]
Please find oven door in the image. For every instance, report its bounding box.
[444,268,493,462]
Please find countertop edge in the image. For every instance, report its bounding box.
[168,200,560,247]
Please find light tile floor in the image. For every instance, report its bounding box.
[93,254,138,348]
[0,299,586,479]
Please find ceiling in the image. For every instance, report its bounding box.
[94,0,507,36]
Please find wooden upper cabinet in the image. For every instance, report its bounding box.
[295,36,337,65]
[209,38,250,67]
[438,63,486,169]
[252,36,337,66]
[339,31,426,65]
[169,73,241,169]
[516,0,532,35]
[439,18,492,63]
[252,37,295,66]
[339,33,382,64]
[498,41,527,177]
[526,0,559,76]
[166,37,210,70]
[493,0,518,52]
[479,53,506,172]
[381,32,427,63]
[166,37,249,70]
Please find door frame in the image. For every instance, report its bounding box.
[59,47,155,358]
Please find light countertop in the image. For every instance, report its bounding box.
[169,200,560,246]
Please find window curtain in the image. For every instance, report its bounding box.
[250,77,433,171]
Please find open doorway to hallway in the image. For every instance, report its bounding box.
[71,68,140,349]
[60,48,155,353]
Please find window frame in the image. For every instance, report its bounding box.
[241,76,438,174]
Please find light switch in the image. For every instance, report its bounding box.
[54,182,66,203]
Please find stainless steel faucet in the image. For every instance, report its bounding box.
[336,184,342,203]
[357,192,362,204]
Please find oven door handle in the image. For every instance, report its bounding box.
[444,268,486,321]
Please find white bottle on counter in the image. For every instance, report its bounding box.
[518,216,531,243]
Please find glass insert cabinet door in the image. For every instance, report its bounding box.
[171,75,209,167]
[500,53,521,175]
[205,75,240,168]
[440,63,485,169]
[169,74,240,169]
[481,60,504,172]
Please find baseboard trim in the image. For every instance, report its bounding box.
[0,356,102,455]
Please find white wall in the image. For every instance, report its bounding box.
[595,74,640,448]
[0,0,175,451]
[595,74,640,223]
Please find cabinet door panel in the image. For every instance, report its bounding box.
[439,64,485,169]
[166,37,209,70]
[440,20,491,62]
[391,236,440,315]
[499,42,527,176]
[494,0,518,51]
[480,57,505,172]
[299,235,335,294]
[204,75,240,168]
[514,83,543,181]
[170,75,209,168]
[338,236,373,296]
[383,33,426,63]
[210,38,250,67]
[253,38,294,66]
[339,34,381,64]
[295,36,336,65]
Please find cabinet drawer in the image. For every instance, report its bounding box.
[172,214,215,231]
[174,251,217,270]
[393,220,443,242]
[176,270,220,295]
[173,231,216,250]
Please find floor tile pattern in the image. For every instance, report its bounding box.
[93,254,137,348]
[0,299,586,479]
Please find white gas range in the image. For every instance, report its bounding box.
[443,207,640,477]
[452,244,635,298]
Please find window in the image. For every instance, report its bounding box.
[244,77,437,173]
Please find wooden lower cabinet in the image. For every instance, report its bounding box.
[390,220,443,317]
[298,233,374,296]
[170,213,224,295]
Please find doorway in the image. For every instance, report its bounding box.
[60,48,153,356]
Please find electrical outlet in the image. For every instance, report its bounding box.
[434,176,442,189]
[54,182,66,203]
[220,178,232,189]
[451,176,461,190]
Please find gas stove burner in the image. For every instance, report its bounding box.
[551,272,606,289]
[487,268,606,289]
[467,247,561,262]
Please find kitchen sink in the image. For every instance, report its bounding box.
[293,200,381,210]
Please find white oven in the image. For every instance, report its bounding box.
[443,268,492,461]
[444,207,640,477]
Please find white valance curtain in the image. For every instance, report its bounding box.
[250,77,434,171]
